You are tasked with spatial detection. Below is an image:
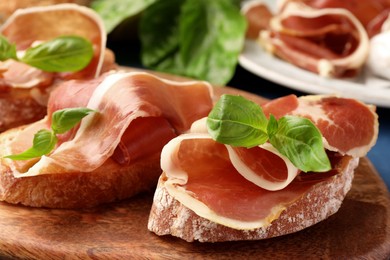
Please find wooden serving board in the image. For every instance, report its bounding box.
[0,158,389,259]
[0,72,389,259]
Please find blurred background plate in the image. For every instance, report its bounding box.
[239,39,390,108]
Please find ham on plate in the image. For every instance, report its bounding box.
[242,0,273,39]
[279,0,390,37]
[159,94,378,230]
[256,1,369,78]
[3,71,213,178]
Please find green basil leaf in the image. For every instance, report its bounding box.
[178,0,247,85]
[207,94,269,148]
[0,34,17,61]
[91,0,156,33]
[140,0,184,73]
[269,116,331,172]
[20,36,93,72]
[267,114,278,138]
[4,129,57,160]
[51,107,96,134]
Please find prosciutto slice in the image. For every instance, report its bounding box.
[242,0,273,39]
[280,0,390,37]
[262,95,379,157]
[4,72,213,177]
[160,94,378,229]
[259,1,369,77]
[0,3,113,89]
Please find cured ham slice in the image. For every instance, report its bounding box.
[158,94,378,230]
[0,0,91,25]
[0,4,115,132]
[0,60,54,89]
[262,95,379,157]
[4,72,213,177]
[259,1,369,77]
[280,0,390,37]
[242,0,273,39]
[0,3,109,81]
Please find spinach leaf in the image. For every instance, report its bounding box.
[140,0,247,85]
[179,0,247,85]
[140,0,184,74]
[91,0,156,33]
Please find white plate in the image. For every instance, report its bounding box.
[239,1,390,108]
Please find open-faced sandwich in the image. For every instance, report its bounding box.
[0,71,213,208]
[0,3,115,132]
[148,93,379,242]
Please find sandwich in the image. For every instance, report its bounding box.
[0,4,115,132]
[148,94,379,242]
[0,71,213,208]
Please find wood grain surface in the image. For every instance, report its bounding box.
[0,157,389,259]
[0,72,389,259]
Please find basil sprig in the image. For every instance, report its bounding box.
[5,108,97,160]
[207,95,331,172]
[0,35,93,72]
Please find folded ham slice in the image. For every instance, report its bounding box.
[4,72,213,178]
[0,3,109,84]
[242,0,273,39]
[0,4,115,132]
[262,95,378,157]
[158,94,378,230]
[280,0,390,37]
[259,1,369,77]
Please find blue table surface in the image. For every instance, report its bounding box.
[109,41,390,192]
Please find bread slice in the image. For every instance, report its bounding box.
[148,155,359,242]
[0,126,162,209]
[0,88,47,133]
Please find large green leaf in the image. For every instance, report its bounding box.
[140,0,247,85]
[179,0,247,85]
[91,0,156,33]
[140,0,184,73]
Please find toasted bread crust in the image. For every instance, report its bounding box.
[0,89,47,132]
[148,156,359,242]
[0,126,162,208]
